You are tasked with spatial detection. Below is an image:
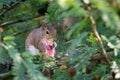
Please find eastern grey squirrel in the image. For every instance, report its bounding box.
[25,22,57,58]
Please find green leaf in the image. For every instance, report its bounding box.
[21,51,31,58]
[0,44,9,64]
[68,32,88,51]
[82,67,86,73]
[3,36,15,41]
[66,18,90,39]
[88,33,96,45]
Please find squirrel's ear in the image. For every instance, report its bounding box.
[41,22,46,30]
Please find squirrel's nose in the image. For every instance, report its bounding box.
[47,38,57,47]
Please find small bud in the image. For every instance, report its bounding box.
[0,27,3,33]
[69,67,76,77]
[60,65,67,70]
[99,60,105,64]
[61,57,68,61]
[93,74,99,80]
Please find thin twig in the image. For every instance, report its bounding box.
[89,9,111,65]
[0,15,40,27]
[13,26,40,36]
[0,1,20,17]
[82,0,111,65]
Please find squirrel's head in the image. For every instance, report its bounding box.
[41,23,57,57]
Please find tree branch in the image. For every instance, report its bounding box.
[0,72,13,80]
[0,15,40,27]
[74,51,113,68]
[91,52,113,61]
[82,0,111,65]
[13,25,40,36]
[0,1,20,17]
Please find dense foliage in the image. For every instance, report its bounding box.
[0,0,120,80]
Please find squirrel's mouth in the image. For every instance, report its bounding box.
[46,45,54,50]
[42,39,56,56]
[45,43,56,57]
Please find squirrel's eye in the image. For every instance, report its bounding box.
[46,31,49,34]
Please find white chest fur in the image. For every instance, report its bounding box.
[27,45,39,56]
